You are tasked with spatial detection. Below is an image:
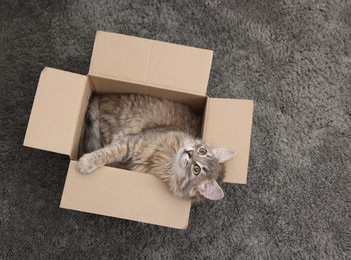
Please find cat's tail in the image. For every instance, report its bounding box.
[79,96,101,157]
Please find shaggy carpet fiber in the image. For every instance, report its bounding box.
[1,0,350,259]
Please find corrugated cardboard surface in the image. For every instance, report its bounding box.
[89,31,213,95]
[61,161,192,229]
[203,98,254,184]
[24,68,91,157]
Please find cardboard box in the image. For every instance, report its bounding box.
[24,31,254,229]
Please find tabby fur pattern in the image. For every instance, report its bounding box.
[78,94,235,200]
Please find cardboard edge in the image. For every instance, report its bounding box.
[243,99,254,184]
[69,79,92,160]
[95,30,214,52]
[200,96,210,139]
[89,72,205,96]
[88,74,208,114]
[23,67,48,148]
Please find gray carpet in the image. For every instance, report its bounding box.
[1,0,351,259]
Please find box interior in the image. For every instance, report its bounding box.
[72,73,254,185]
[88,75,207,113]
[71,74,208,160]
[61,74,205,230]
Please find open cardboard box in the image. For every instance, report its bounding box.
[24,31,254,229]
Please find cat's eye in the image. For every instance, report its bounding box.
[198,148,207,156]
[192,164,201,175]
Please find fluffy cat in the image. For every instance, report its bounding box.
[78,94,235,201]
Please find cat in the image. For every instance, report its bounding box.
[78,94,235,201]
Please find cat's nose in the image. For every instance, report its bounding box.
[186,150,194,158]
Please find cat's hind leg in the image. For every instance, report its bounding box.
[78,141,128,174]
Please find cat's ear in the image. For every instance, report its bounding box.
[198,179,224,200]
[213,148,236,163]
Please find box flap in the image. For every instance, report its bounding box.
[89,31,213,95]
[24,68,91,157]
[60,161,192,229]
[203,98,254,184]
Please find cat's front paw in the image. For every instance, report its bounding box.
[78,154,98,174]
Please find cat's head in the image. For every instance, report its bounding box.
[174,140,236,201]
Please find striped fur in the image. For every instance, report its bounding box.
[78,94,234,200]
